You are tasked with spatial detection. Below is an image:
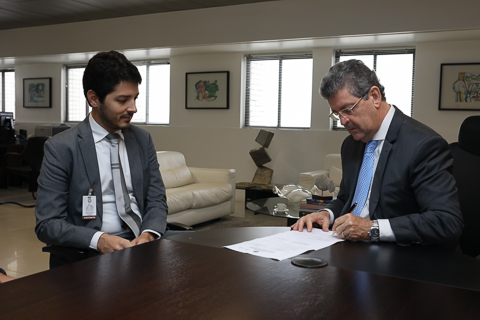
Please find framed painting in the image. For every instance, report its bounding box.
[23,77,52,108]
[439,63,480,111]
[185,71,229,109]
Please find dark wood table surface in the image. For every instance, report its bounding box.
[169,227,480,291]
[1,227,480,319]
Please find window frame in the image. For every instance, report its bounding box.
[245,53,313,129]
[65,64,89,121]
[1,69,15,113]
[65,60,170,124]
[332,48,416,130]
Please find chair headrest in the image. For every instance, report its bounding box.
[458,116,480,156]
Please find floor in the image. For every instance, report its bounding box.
[0,187,282,279]
[0,187,48,279]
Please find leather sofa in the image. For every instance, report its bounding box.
[298,154,342,196]
[157,151,236,226]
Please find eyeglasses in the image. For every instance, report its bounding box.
[329,92,368,121]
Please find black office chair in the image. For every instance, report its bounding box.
[2,136,49,196]
[450,116,480,258]
[43,222,193,268]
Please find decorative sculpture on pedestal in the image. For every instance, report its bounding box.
[249,130,274,184]
[314,175,335,197]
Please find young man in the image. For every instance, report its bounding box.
[292,59,463,247]
[35,51,168,266]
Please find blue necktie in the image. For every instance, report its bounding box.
[351,140,378,216]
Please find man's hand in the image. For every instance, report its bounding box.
[131,232,155,246]
[0,274,15,283]
[97,234,133,254]
[332,214,372,241]
[291,210,331,232]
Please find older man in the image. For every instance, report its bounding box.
[292,59,463,247]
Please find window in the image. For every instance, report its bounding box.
[245,54,313,128]
[333,49,415,129]
[66,66,87,122]
[66,61,170,124]
[1,69,15,115]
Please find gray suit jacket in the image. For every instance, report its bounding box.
[35,117,168,249]
[327,107,463,246]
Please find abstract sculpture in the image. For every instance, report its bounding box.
[314,174,335,200]
[249,129,274,184]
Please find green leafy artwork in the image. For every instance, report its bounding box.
[195,80,219,101]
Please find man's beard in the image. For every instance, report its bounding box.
[98,103,134,131]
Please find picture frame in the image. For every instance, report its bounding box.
[439,63,480,111]
[23,77,52,108]
[185,71,229,109]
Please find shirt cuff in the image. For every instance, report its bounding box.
[89,231,105,251]
[378,219,396,242]
[143,229,161,240]
[319,208,334,227]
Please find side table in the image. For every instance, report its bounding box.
[236,182,281,208]
[246,197,301,226]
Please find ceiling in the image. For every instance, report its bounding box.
[0,0,275,31]
[2,0,480,66]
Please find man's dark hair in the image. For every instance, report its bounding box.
[320,59,386,101]
[83,51,142,106]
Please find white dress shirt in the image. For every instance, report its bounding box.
[88,114,158,250]
[326,106,396,241]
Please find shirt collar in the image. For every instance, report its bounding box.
[89,113,124,143]
[372,105,395,141]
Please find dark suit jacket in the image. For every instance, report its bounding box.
[327,107,463,246]
[35,117,168,250]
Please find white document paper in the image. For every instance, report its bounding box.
[224,229,344,261]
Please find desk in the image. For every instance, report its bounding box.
[0,140,25,188]
[1,228,480,319]
[0,140,25,162]
[169,227,480,291]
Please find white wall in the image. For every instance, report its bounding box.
[414,40,480,143]
[146,50,348,184]
[14,63,64,124]
[169,53,244,129]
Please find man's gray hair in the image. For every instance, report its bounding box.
[320,59,386,101]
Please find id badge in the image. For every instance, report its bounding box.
[82,189,97,220]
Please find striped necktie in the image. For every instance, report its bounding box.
[351,140,378,216]
[105,133,142,237]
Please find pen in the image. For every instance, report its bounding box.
[332,202,357,236]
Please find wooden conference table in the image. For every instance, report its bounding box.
[1,227,480,319]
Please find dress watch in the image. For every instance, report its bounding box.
[368,220,380,242]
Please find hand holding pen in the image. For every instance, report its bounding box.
[332,202,357,236]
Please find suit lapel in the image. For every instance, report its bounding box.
[124,129,144,211]
[369,107,404,218]
[77,118,103,214]
[369,140,392,218]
